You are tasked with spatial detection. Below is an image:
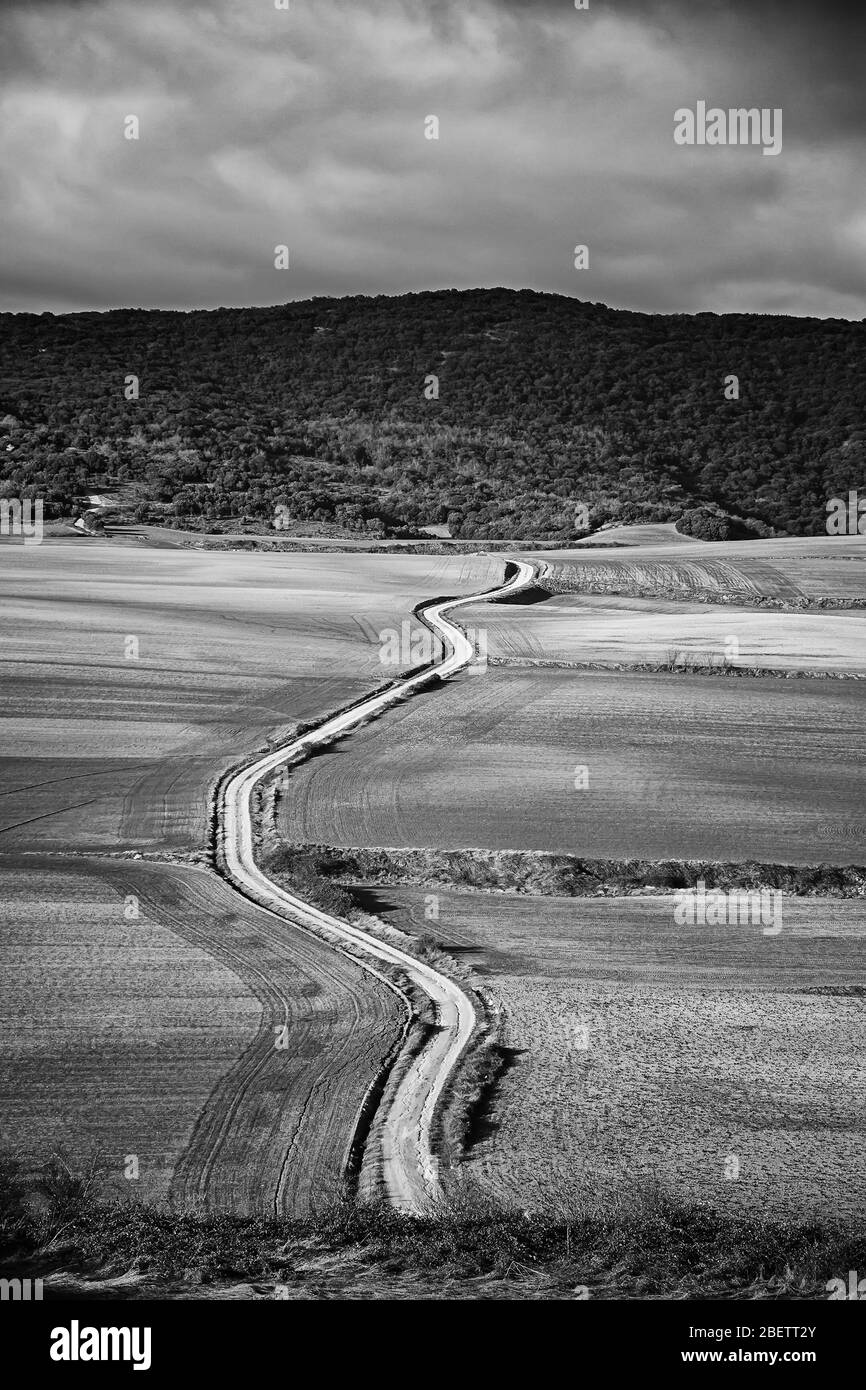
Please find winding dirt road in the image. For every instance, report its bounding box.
[215,559,537,1211]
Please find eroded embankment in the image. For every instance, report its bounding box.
[487,655,866,679]
[270,844,866,899]
[254,793,508,1190]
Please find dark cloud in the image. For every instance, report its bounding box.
[0,0,863,316]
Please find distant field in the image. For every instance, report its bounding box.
[461,533,866,674]
[462,592,866,672]
[531,534,866,604]
[367,887,866,1218]
[570,522,695,547]
[0,855,402,1213]
[277,669,866,864]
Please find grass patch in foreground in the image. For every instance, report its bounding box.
[0,1155,862,1299]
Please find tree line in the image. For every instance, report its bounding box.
[1,287,863,539]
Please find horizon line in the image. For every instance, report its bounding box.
[2,286,864,326]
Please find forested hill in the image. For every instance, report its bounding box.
[1,288,863,539]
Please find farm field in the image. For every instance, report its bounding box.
[4,538,864,1233]
[0,855,402,1213]
[461,591,866,672]
[570,522,695,547]
[365,887,866,1217]
[531,534,866,604]
[0,544,502,1215]
[276,668,866,864]
[0,544,505,852]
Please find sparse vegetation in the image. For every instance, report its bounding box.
[1,1153,862,1299]
[489,654,864,678]
[661,646,728,672]
[280,844,866,899]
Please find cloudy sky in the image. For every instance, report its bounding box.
[1,0,863,317]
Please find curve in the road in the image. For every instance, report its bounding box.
[214,558,538,1212]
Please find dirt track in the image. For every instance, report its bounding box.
[215,560,537,1210]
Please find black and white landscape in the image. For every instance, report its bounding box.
[0,0,864,1338]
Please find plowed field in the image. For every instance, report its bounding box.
[0,544,502,1211]
[367,887,866,1218]
[0,544,504,853]
[276,669,866,865]
[460,592,866,672]
[533,534,866,603]
[0,855,402,1212]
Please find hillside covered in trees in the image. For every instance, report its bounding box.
[0,288,863,539]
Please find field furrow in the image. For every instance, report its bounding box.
[0,855,403,1214]
[0,545,513,1213]
[275,669,866,865]
[366,886,866,1218]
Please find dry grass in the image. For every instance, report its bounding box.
[303,843,866,899]
[2,1155,863,1300]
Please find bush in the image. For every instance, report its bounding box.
[676,507,737,540]
[260,846,356,917]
